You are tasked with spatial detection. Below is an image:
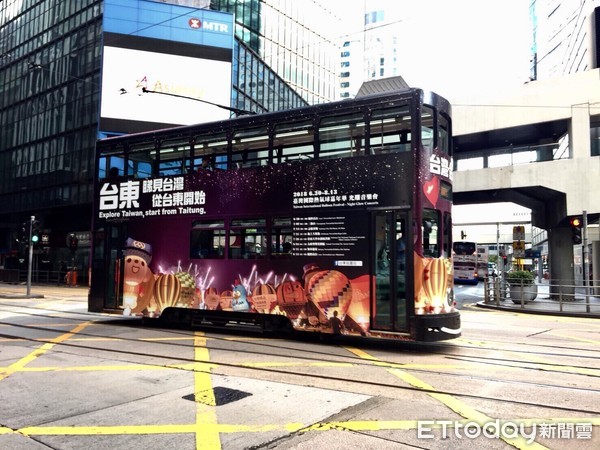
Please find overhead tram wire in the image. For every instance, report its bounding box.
[140,87,256,116]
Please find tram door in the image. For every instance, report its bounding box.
[373,211,408,331]
[89,224,126,311]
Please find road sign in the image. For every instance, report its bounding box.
[512,226,525,241]
[513,240,525,258]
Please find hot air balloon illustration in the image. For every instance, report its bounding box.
[219,290,233,311]
[422,258,449,312]
[414,253,426,306]
[275,280,306,319]
[252,283,277,313]
[306,270,352,320]
[174,271,195,307]
[153,273,182,313]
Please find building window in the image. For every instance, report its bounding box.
[340,72,350,78]
[592,122,600,156]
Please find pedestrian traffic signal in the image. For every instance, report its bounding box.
[570,217,582,244]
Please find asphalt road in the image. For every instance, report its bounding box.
[0,285,599,449]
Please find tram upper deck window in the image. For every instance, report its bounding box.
[421,106,434,152]
[158,140,192,176]
[100,153,126,179]
[438,113,450,155]
[232,127,269,168]
[319,113,365,159]
[195,132,228,171]
[274,120,314,163]
[370,106,411,154]
[128,142,156,179]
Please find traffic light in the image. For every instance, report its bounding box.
[20,221,29,244]
[68,233,79,251]
[31,220,41,245]
[570,217,582,244]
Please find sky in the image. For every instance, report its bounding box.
[331,0,532,101]
[329,1,534,236]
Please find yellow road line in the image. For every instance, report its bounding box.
[13,417,599,436]
[0,321,93,382]
[8,363,197,372]
[345,346,550,450]
[551,332,599,346]
[193,332,221,450]
[241,361,353,368]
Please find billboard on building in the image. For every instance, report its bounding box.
[100,0,234,135]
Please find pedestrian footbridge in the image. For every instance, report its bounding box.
[451,69,600,284]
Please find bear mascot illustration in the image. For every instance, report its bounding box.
[122,238,155,316]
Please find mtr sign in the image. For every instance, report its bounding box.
[188,18,229,33]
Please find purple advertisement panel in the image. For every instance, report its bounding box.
[98,154,413,221]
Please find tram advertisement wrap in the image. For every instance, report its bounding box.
[97,154,414,220]
[102,153,455,335]
[120,235,454,336]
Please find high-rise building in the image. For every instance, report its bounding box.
[210,0,343,105]
[0,0,343,274]
[530,0,600,80]
[337,1,408,99]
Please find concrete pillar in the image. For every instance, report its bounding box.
[569,103,591,158]
[548,226,575,298]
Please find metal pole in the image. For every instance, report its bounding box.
[583,210,590,313]
[26,215,34,297]
[496,222,501,279]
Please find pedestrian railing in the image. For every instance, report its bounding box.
[0,269,87,287]
[483,276,600,315]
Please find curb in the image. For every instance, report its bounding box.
[476,301,600,319]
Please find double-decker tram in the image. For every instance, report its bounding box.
[89,88,460,342]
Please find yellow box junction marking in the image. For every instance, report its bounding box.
[345,346,551,450]
[0,324,597,448]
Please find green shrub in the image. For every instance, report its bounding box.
[506,270,535,285]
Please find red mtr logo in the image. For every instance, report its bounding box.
[188,18,201,29]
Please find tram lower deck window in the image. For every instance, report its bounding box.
[190,220,226,259]
[229,219,267,259]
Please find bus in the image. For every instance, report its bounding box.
[452,241,479,284]
[477,245,489,279]
[89,88,460,342]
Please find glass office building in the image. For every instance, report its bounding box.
[211,0,341,105]
[0,0,337,274]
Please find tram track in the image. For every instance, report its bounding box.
[1,310,599,419]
